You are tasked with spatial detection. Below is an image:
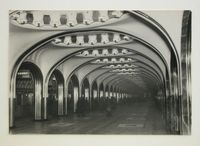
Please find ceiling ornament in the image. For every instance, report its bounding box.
[76,48,134,57]
[91,57,135,64]
[51,32,133,47]
[10,10,126,30]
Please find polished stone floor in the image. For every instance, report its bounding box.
[10,100,168,134]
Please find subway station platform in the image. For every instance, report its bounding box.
[10,100,168,134]
[8,10,191,135]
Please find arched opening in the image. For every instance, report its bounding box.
[110,86,113,98]
[181,11,191,134]
[15,62,43,122]
[105,85,109,98]
[81,78,90,100]
[80,78,90,112]
[9,11,189,134]
[67,74,79,113]
[91,81,98,110]
[116,88,120,102]
[99,83,104,98]
[47,69,64,118]
[113,87,117,99]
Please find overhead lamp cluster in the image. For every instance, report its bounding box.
[10,10,124,29]
[77,48,132,57]
[111,68,135,72]
[103,63,136,68]
[17,70,32,79]
[52,32,132,47]
[92,57,134,64]
[117,72,139,75]
[110,68,140,75]
[17,71,30,76]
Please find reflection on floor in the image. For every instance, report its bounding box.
[10,101,168,134]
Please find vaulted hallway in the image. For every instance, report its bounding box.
[10,99,167,134]
[8,10,191,135]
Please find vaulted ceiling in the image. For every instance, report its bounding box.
[9,10,183,96]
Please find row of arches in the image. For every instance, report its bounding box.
[15,62,128,122]
[9,10,191,134]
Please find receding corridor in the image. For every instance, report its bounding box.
[8,10,191,135]
[10,99,167,134]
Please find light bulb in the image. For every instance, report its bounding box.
[64,36,72,45]
[101,33,109,44]
[103,58,108,63]
[83,11,93,25]
[88,34,97,45]
[17,12,27,24]
[123,35,130,41]
[66,11,77,27]
[82,50,89,56]
[112,11,123,18]
[102,49,108,55]
[54,38,62,44]
[50,12,61,27]
[76,35,84,45]
[112,48,118,55]
[32,11,44,27]
[111,58,116,63]
[122,49,128,54]
[92,50,99,56]
[99,11,109,22]
[113,33,121,43]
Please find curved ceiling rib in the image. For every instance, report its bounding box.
[55,46,165,88]
[90,66,161,91]
[112,79,144,92]
[10,10,126,30]
[9,28,169,99]
[89,70,156,93]
[88,62,162,82]
[62,52,164,90]
[103,76,144,90]
[64,56,163,91]
[41,29,167,89]
[82,65,161,87]
[101,71,158,89]
[129,10,179,64]
[86,65,161,86]
[108,78,147,94]
[10,10,179,101]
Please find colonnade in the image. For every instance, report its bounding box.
[13,62,132,125]
[9,10,191,135]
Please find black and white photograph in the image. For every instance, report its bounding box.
[8,10,191,135]
[0,0,200,146]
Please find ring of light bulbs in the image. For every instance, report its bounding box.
[10,10,127,30]
[51,32,132,47]
[91,57,135,64]
[76,48,133,57]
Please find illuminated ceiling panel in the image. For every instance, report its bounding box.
[103,63,137,68]
[10,10,127,30]
[91,57,135,64]
[51,32,133,47]
[76,48,134,57]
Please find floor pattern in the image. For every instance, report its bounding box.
[10,101,168,135]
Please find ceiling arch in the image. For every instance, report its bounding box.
[10,10,181,100]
